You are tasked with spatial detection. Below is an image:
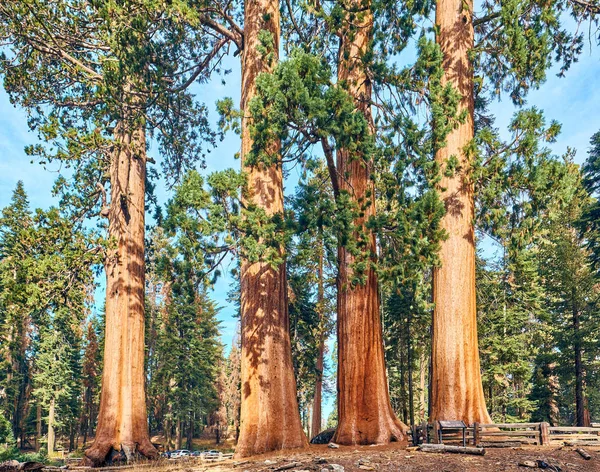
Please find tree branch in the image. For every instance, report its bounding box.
[199,15,243,51]
[321,137,340,199]
[169,38,229,93]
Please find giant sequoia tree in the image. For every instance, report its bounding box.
[235,0,307,456]
[0,0,225,464]
[430,0,491,424]
[333,0,407,445]
[430,0,596,422]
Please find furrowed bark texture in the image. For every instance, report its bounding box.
[430,0,491,425]
[85,124,157,466]
[236,0,307,457]
[333,0,407,446]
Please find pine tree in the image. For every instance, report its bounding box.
[33,329,73,456]
[80,321,102,447]
[539,188,598,426]
[0,182,33,446]
[288,163,336,438]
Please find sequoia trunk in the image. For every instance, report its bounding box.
[235,0,307,457]
[430,0,491,424]
[333,0,407,445]
[85,123,157,466]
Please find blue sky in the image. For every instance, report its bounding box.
[1,34,599,430]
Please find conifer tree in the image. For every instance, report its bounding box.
[0,1,227,463]
[288,163,336,438]
[80,321,102,447]
[0,182,33,445]
[234,0,307,455]
[430,0,596,421]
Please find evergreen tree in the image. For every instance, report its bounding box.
[33,328,73,456]
[0,182,33,445]
[0,1,228,463]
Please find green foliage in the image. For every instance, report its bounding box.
[0,411,17,459]
[287,163,337,421]
[474,0,585,104]
[0,182,100,446]
[145,179,226,444]
[0,0,220,221]
[580,132,600,273]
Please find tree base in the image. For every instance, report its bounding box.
[83,439,158,467]
[234,437,307,459]
[333,416,408,446]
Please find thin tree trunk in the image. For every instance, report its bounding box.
[573,292,589,427]
[311,239,325,439]
[85,120,157,465]
[36,403,41,452]
[430,0,491,424]
[407,308,414,428]
[235,0,307,457]
[428,323,433,420]
[419,351,426,422]
[163,419,171,451]
[332,0,406,445]
[48,397,56,457]
[176,419,182,450]
[186,416,193,450]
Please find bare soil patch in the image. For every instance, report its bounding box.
[149,444,600,472]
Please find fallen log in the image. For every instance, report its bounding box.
[575,448,592,460]
[418,444,485,455]
[274,463,303,471]
[0,462,45,472]
[478,441,522,448]
[563,440,600,446]
[518,461,537,469]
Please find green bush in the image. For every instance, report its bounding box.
[0,412,17,461]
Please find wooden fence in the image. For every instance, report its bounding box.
[473,422,545,446]
[411,422,600,447]
[547,426,600,446]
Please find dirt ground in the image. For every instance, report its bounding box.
[157,443,600,472]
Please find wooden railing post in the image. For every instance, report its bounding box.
[540,422,549,446]
[432,421,441,444]
[473,422,480,446]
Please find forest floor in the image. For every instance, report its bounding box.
[151,443,600,471]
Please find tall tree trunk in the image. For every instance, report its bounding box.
[430,0,491,424]
[186,416,193,450]
[573,293,589,427]
[85,122,157,466]
[407,308,414,428]
[419,351,427,421]
[176,419,182,450]
[311,239,325,439]
[235,0,307,457]
[48,397,55,457]
[333,0,406,445]
[36,403,41,452]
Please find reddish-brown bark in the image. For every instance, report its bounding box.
[430,0,491,424]
[85,124,157,466]
[332,0,407,446]
[235,0,307,457]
